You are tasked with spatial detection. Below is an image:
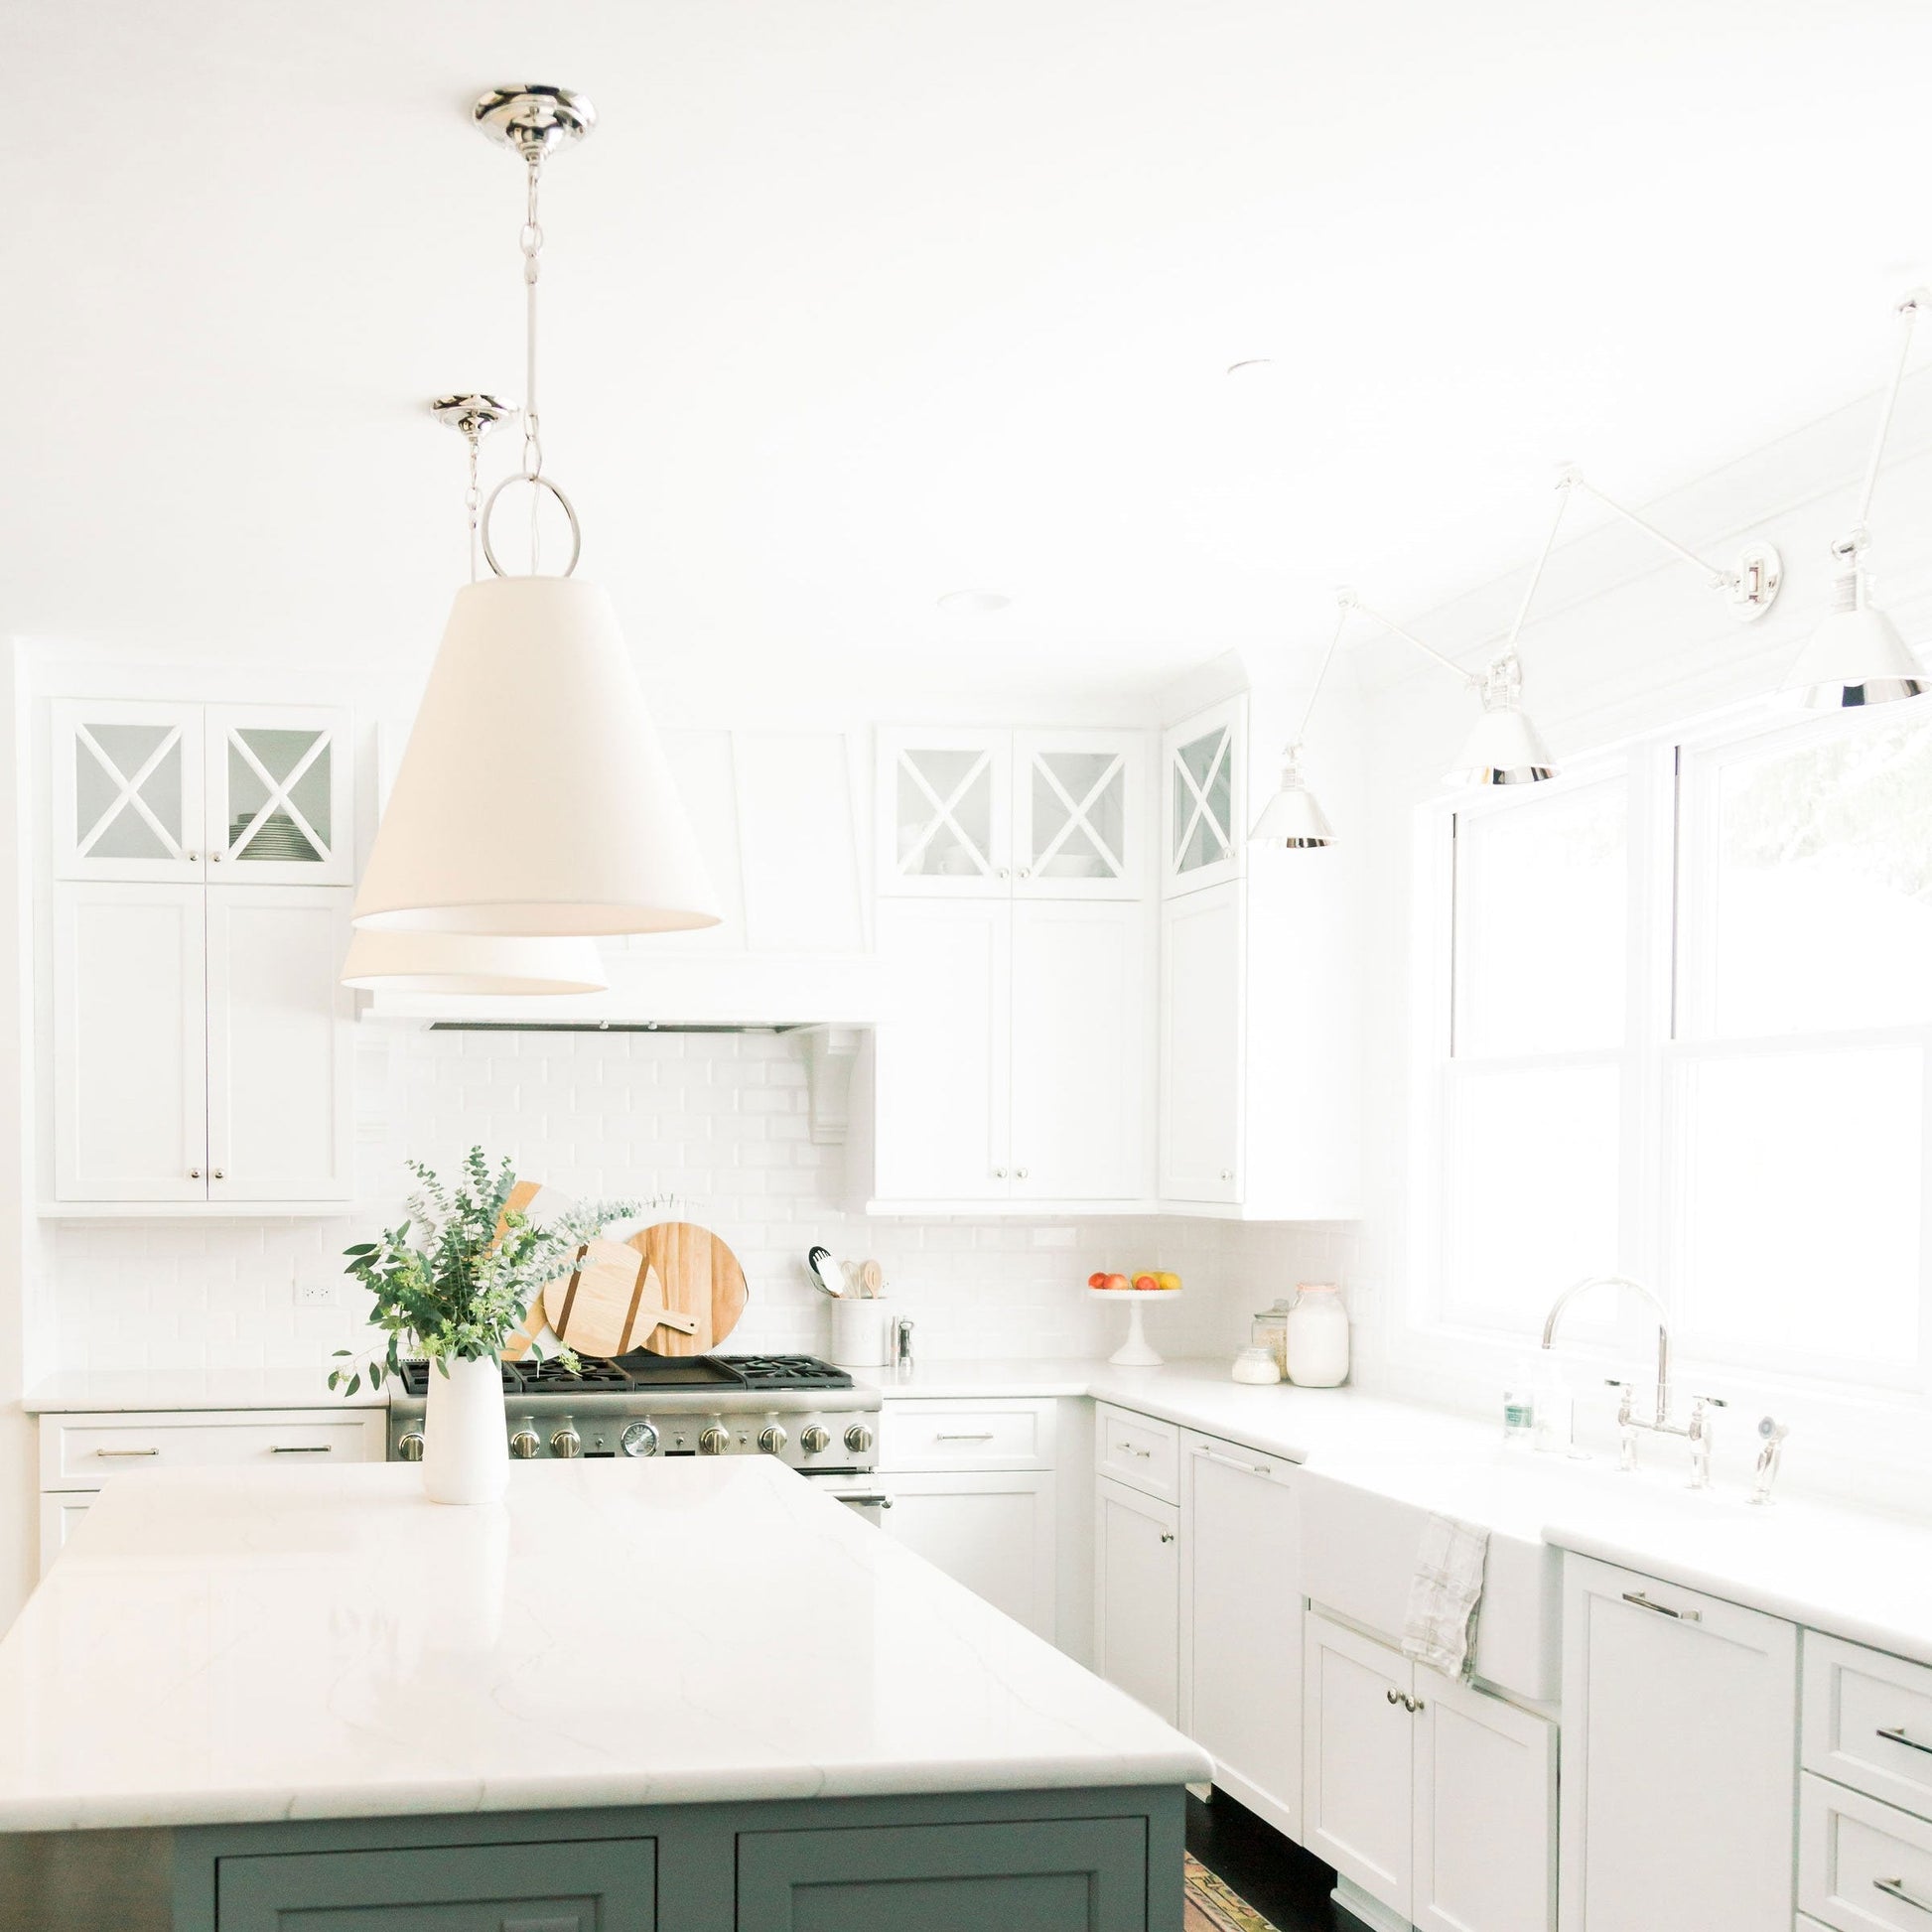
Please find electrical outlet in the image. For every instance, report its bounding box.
[294,1280,335,1311]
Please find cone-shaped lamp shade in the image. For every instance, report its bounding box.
[1782,570,1926,710]
[340,928,608,996]
[352,576,720,935]
[1447,655,1557,786]
[1249,752,1335,848]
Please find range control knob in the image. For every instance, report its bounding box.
[621,1422,658,1458]
[699,1425,731,1456]
[508,1428,540,1459]
[758,1424,787,1454]
[800,1425,831,1454]
[550,1426,582,1459]
[844,1424,875,1455]
[395,1431,426,1462]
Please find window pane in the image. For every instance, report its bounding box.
[1676,1045,1925,1370]
[1454,780,1627,1056]
[1443,1062,1621,1332]
[1708,708,1932,1035]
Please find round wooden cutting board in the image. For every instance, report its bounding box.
[623,1221,749,1356]
[539,1237,700,1358]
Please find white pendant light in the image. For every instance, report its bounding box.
[351,85,719,939]
[1785,291,1932,711]
[1250,598,1350,848]
[341,928,608,996]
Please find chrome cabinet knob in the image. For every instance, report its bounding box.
[508,1429,540,1459]
[844,1424,874,1454]
[699,1425,730,1455]
[758,1424,787,1454]
[800,1425,831,1454]
[550,1426,582,1458]
[993,1168,1007,1179]
[211,1169,225,1180]
[621,1422,658,1458]
[1016,1167,1030,1179]
[189,1168,202,1179]
[396,1432,426,1462]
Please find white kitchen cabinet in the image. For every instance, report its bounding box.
[53,700,352,885]
[878,727,1147,900]
[51,882,353,1206]
[38,1494,91,1576]
[868,897,1149,1207]
[1159,883,1242,1202]
[1094,1473,1179,1724]
[882,1469,1058,1640]
[1305,1609,1555,1932]
[52,883,208,1200]
[1162,695,1244,897]
[1561,1554,1797,1932]
[1179,1431,1302,1840]
[206,887,354,1200]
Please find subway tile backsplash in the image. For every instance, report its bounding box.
[43,1030,1361,1380]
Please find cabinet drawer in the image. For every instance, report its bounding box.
[881,1400,1056,1471]
[41,1409,382,1489]
[1801,1773,1932,1931]
[1808,1633,1932,1824]
[1096,1404,1178,1501]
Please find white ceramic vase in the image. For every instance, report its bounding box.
[420,1353,510,1506]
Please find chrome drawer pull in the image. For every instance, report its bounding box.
[1121,1445,1152,1458]
[933,1433,995,1442]
[1878,1726,1932,1757]
[836,1494,894,1509]
[1193,1445,1271,1476]
[270,1444,333,1454]
[94,1447,158,1458]
[1876,1876,1932,1914]
[1622,1590,1699,1622]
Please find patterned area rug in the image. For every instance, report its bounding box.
[1184,1853,1282,1932]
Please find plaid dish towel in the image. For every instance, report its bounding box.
[1401,1512,1489,1680]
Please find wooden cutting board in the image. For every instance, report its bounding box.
[540,1238,699,1357]
[623,1221,749,1356]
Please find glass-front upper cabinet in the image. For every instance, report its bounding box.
[1161,695,1245,897]
[1013,730,1144,898]
[53,700,353,885]
[877,729,1012,896]
[205,706,352,884]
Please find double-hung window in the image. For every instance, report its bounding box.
[1427,698,1932,1392]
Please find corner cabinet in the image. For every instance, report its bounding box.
[1161,697,1243,897]
[47,700,356,1210]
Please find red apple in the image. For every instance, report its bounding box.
[1087,1272,1109,1290]
[1102,1273,1130,1291]
[1132,1273,1160,1292]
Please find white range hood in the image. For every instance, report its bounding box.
[358,726,878,1028]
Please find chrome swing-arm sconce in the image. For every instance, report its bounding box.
[1782,289,1929,708]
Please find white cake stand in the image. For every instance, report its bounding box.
[1090,1287,1181,1366]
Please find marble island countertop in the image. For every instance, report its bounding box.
[0,1457,1209,1834]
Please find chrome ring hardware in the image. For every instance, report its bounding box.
[1622,1590,1700,1622]
[480,472,582,580]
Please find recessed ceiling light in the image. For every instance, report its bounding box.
[937,589,1012,615]
[1225,357,1275,377]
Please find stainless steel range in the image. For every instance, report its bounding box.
[386,1352,891,1520]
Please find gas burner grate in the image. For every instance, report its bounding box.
[721,1354,855,1391]
[394,1352,853,1398]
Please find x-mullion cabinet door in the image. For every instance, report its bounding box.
[53,883,208,1199]
[1161,696,1244,897]
[877,728,1013,896]
[1012,729,1145,898]
[53,700,206,882]
[205,886,353,1201]
[205,704,353,885]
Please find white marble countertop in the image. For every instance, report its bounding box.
[23,1367,383,1413]
[865,1356,1932,1667]
[0,1457,1208,1833]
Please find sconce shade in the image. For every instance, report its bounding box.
[1782,572,1926,709]
[351,575,721,936]
[1447,695,1557,787]
[340,928,608,995]
[1250,757,1335,848]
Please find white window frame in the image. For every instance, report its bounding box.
[1408,696,1932,1403]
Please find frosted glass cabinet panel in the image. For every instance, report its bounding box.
[1162,696,1244,896]
[53,700,206,882]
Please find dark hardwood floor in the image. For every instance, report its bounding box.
[1185,1788,1354,1931]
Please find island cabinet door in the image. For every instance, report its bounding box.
[214,1837,656,1931]
[738,1818,1149,1932]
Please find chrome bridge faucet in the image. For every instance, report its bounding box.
[1540,1274,1725,1487]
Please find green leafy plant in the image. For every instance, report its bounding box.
[331,1150,619,1396]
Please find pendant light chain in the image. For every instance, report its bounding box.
[464,421,483,583]
[520,155,546,572]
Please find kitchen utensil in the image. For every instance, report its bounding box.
[858,1259,885,1298]
[1089,1286,1180,1368]
[806,1247,845,1298]
[624,1221,750,1356]
[541,1238,700,1357]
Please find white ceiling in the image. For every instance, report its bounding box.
[11,0,1932,716]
